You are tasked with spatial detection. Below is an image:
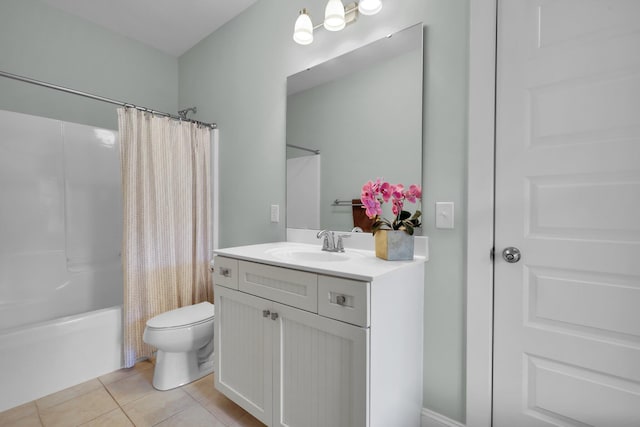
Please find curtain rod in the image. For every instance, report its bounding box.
[286,143,320,154]
[0,69,217,129]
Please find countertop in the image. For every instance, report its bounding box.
[214,241,426,282]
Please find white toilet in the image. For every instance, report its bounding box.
[142,301,215,390]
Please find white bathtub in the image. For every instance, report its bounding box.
[0,306,123,412]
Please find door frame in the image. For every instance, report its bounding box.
[465,0,497,426]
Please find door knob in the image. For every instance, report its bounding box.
[502,247,521,263]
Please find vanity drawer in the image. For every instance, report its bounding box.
[239,261,318,313]
[213,256,239,289]
[318,276,370,327]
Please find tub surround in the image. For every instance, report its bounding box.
[213,242,425,426]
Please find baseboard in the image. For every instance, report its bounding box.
[421,408,465,427]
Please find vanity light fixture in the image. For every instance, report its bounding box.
[324,0,346,31]
[357,0,382,15]
[293,9,314,45]
[293,0,382,45]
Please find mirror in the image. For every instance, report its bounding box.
[286,23,423,232]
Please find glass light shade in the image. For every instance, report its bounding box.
[358,0,382,15]
[324,0,346,32]
[293,10,314,45]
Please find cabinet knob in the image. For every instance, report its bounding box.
[270,312,279,321]
[262,310,271,318]
[220,267,232,277]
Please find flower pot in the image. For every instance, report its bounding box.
[374,229,414,261]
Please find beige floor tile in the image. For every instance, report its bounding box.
[154,404,226,427]
[78,408,133,427]
[36,379,103,410]
[121,388,197,427]
[181,373,216,404]
[38,388,118,427]
[103,372,155,406]
[201,390,249,426]
[98,360,154,386]
[0,401,39,425]
[183,374,252,426]
[233,413,266,427]
[0,412,42,427]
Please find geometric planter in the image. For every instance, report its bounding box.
[374,229,415,261]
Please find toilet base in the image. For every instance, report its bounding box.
[152,349,214,391]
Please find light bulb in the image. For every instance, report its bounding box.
[358,0,382,15]
[293,9,314,45]
[324,0,346,32]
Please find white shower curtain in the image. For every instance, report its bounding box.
[118,108,212,368]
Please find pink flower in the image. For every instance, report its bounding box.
[360,179,422,228]
[392,198,404,216]
[362,197,382,219]
[391,184,404,201]
[404,184,422,203]
[379,181,392,203]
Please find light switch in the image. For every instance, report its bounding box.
[270,204,280,223]
[435,202,454,229]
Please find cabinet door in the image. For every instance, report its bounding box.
[272,302,368,427]
[214,285,273,425]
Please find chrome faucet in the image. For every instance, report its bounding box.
[317,230,335,251]
[316,230,350,252]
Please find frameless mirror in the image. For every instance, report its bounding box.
[286,23,423,232]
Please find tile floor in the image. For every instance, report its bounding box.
[0,361,265,427]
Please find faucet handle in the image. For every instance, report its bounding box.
[336,234,351,252]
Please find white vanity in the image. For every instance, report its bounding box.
[212,241,425,427]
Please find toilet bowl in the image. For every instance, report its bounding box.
[143,301,215,390]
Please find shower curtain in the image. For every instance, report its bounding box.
[118,108,213,368]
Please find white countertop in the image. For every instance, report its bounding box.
[214,241,426,282]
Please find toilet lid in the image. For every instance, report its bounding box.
[147,302,215,329]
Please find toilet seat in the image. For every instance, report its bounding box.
[146,302,215,330]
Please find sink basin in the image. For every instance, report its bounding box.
[266,246,360,263]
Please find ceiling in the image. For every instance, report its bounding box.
[42,0,260,56]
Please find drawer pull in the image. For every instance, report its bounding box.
[220,267,232,278]
[336,295,347,306]
[262,310,271,318]
[270,312,279,321]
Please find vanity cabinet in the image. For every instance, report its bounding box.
[213,248,424,427]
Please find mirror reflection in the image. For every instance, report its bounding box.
[286,23,423,232]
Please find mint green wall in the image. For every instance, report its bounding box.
[0,0,178,130]
[179,0,469,422]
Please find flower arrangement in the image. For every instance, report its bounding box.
[360,179,422,235]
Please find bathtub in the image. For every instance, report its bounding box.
[0,306,123,412]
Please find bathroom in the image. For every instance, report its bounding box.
[1,0,638,426]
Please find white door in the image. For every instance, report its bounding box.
[493,1,640,426]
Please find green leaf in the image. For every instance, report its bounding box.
[402,222,414,235]
[398,210,411,221]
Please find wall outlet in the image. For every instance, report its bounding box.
[270,204,280,223]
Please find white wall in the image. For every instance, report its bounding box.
[179,0,470,422]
